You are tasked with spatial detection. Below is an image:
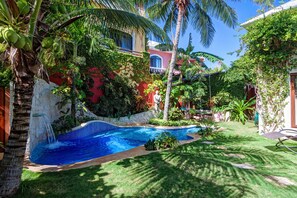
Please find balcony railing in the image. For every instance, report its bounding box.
[150,67,166,74]
[119,48,143,57]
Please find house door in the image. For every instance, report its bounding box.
[290,74,297,128]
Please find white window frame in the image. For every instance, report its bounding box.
[150,54,163,68]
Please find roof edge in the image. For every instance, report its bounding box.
[241,0,297,27]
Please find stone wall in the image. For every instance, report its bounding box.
[28,79,68,153]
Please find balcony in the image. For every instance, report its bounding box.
[119,48,143,57]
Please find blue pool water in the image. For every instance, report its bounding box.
[30,121,201,165]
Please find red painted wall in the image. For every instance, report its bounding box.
[137,82,153,106]
[88,68,104,104]
[148,49,172,69]
[0,87,10,146]
[49,68,154,107]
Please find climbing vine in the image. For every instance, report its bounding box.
[87,47,151,117]
[242,9,297,133]
[88,47,151,82]
[0,63,12,87]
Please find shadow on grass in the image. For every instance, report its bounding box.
[14,166,119,198]
[116,137,297,197]
[265,145,297,154]
[117,152,253,197]
[203,133,257,145]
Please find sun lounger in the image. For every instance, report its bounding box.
[263,129,297,154]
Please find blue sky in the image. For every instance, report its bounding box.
[157,0,286,68]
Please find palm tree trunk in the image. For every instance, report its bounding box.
[0,51,35,197]
[163,7,184,121]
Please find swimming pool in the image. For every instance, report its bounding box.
[30,121,201,165]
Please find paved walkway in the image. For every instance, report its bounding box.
[23,133,200,172]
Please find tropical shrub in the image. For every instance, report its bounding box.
[0,63,12,87]
[211,91,232,108]
[169,107,184,121]
[200,127,214,139]
[199,118,216,127]
[225,99,255,125]
[154,132,179,150]
[93,75,137,118]
[144,139,156,151]
[87,49,151,118]
[149,118,199,126]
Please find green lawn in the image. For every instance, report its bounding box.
[15,122,297,198]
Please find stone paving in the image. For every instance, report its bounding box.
[265,175,296,186]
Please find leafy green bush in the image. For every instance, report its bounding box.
[188,108,196,116]
[154,132,179,150]
[225,98,255,125]
[200,127,214,139]
[93,75,138,118]
[0,63,12,87]
[169,107,184,121]
[144,139,156,151]
[199,118,216,127]
[149,118,199,126]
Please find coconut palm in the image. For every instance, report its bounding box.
[139,0,237,120]
[0,0,167,196]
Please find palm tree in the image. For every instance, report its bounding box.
[141,0,237,120]
[0,0,166,196]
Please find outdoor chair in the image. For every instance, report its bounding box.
[263,129,297,154]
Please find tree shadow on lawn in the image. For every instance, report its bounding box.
[14,166,119,198]
[204,133,257,145]
[265,145,297,154]
[116,140,297,197]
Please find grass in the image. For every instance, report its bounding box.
[14,121,297,198]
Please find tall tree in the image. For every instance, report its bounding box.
[142,0,237,120]
[0,0,166,196]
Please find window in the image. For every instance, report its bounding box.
[150,55,162,68]
[110,31,133,51]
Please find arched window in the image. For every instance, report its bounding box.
[110,31,133,51]
[150,55,162,68]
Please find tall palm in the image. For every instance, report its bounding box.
[142,0,237,120]
[0,0,166,196]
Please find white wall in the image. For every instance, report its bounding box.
[283,96,291,129]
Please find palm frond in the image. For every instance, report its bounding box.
[147,1,173,22]
[163,5,178,35]
[191,4,215,47]
[191,51,224,62]
[51,8,169,42]
[61,0,136,11]
[202,0,238,28]
[0,0,12,24]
